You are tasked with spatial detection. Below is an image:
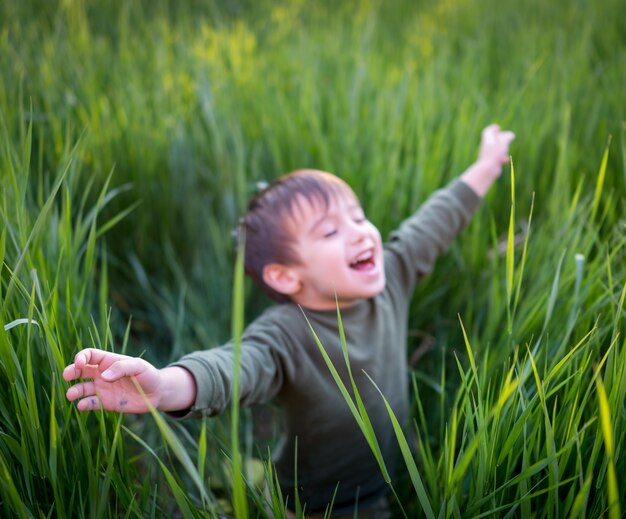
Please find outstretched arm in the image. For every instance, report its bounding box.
[63,348,196,413]
[383,124,515,295]
[460,124,515,197]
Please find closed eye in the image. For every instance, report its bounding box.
[323,229,338,238]
[351,206,366,223]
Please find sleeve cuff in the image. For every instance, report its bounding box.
[165,357,218,419]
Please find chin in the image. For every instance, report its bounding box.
[366,278,386,298]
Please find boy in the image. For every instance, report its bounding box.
[64,125,514,517]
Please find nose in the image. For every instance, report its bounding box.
[348,221,369,245]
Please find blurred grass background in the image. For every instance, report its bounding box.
[1,0,625,516]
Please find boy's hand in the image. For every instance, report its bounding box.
[478,124,515,174]
[63,349,164,412]
[460,124,515,197]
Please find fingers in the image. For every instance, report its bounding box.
[74,348,123,370]
[65,382,103,411]
[76,396,102,412]
[63,348,126,381]
[99,358,149,382]
[498,130,515,163]
[500,130,515,145]
[63,350,151,382]
[482,124,501,140]
[66,381,97,402]
[483,124,515,143]
[63,364,104,382]
[480,124,515,164]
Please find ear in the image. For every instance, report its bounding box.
[262,263,302,296]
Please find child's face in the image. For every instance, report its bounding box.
[285,188,385,310]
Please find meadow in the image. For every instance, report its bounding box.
[1,0,625,517]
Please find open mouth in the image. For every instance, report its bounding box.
[350,250,376,271]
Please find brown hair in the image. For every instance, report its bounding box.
[238,169,350,302]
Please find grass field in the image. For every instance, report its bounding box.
[1,0,625,517]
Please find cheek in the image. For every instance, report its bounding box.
[322,244,347,267]
[369,224,382,244]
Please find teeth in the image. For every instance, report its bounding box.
[352,250,372,264]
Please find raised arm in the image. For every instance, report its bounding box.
[63,348,196,413]
[383,124,514,295]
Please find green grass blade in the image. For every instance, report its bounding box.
[4,149,72,304]
[133,380,209,504]
[230,231,248,518]
[300,309,390,481]
[512,192,534,317]
[542,250,566,333]
[335,298,388,478]
[570,475,592,518]
[526,346,559,516]
[365,372,435,519]
[591,135,612,221]
[3,318,40,331]
[48,373,59,492]
[96,413,124,519]
[594,376,620,519]
[123,426,198,519]
[612,282,626,339]
[95,200,142,238]
[545,327,595,383]
[0,451,28,519]
[197,419,208,494]
[506,159,516,333]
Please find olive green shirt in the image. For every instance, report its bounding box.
[171,179,481,514]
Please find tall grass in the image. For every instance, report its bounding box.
[1,0,625,516]
[313,162,626,517]
[0,115,155,517]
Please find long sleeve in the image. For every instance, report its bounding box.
[168,308,299,418]
[383,179,482,299]
[162,179,483,514]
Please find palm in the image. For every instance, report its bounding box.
[90,368,160,413]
